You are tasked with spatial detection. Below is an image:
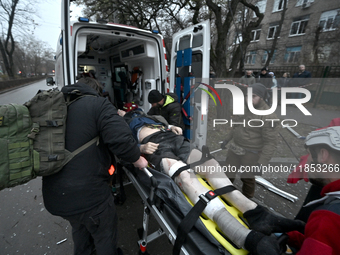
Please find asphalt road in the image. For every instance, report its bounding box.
[0,80,335,255]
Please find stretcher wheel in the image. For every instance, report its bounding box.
[139,241,150,255]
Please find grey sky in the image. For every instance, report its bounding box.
[33,1,83,50]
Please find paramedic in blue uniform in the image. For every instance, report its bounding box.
[147,89,185,131]
[42,77,148,255]
[118,107,305,255]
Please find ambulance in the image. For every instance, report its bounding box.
[50,0,211,148]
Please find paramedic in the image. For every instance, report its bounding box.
[42,77,148,255]
[147,89,185,131]
[221,83,279,198]
[118,108,304,255]
[288,118,340,223]
[287,127,340,255]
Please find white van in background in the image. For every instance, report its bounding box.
[49,0,210,148]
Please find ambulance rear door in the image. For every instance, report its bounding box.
[170,20,210,149]
[60,0,75,86]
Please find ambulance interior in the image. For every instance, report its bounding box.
[75,29,165,112]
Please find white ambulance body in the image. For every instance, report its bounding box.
[54,0,210,148]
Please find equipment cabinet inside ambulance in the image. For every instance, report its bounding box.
[54,0,210,149]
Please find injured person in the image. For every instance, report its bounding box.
[117,108,304,255]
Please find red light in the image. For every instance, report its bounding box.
[108,165,115,175]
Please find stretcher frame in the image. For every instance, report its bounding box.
[123,166,190,255]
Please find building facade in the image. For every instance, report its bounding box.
[239,0,340,72]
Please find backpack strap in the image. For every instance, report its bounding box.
[172,185,237,255]
[62,136,100,167]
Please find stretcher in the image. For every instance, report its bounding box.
[121,163,250,255]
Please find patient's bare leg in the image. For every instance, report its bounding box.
[161,158,250,248]
[187,149,256,213]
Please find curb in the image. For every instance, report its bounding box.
[0,78,46,95]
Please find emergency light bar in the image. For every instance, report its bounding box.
[78,17,89,22]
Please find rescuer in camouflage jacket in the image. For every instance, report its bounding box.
[221,83,280,198]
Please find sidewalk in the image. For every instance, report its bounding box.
[276,105,339,127]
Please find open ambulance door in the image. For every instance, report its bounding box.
[60,0,75,86]
[170,20,210,149]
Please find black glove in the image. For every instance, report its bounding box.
[221,139,230,150]
[245,230,280,255]
[243,205,305,236]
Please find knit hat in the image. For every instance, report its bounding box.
[261,67,268,71]
[148,90,164,104]
[249,83,267,99]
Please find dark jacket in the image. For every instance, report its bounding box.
[42,83,140,216]
[291,70,312,87]
[256,72,274,88]
[147,93,184,130]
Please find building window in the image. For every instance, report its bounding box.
[262,50,276,64]
[273,0,288,12]
[284,46,301,63]
[267,25,279,39]
[296,0,314,7]
[251,29,261,42]
[245,51,257,65]
[253,0,267,17]
[319,9,340,31]
[290,19,308,36]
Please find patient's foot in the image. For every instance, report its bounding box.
[243,205,305,235]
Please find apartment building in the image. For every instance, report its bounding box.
[239,0,340,70]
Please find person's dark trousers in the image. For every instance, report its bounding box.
[224,150,260,198]
[294,183,323,224]
[63,195,118,255]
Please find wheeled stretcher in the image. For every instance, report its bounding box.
[121,163,250,255]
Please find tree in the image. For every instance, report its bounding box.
[0,0,36,79]
[13,36,55,76]
[264,0,287,67]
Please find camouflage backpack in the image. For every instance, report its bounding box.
[0,89,98,190]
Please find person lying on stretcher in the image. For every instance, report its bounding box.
[117,108,304,255]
